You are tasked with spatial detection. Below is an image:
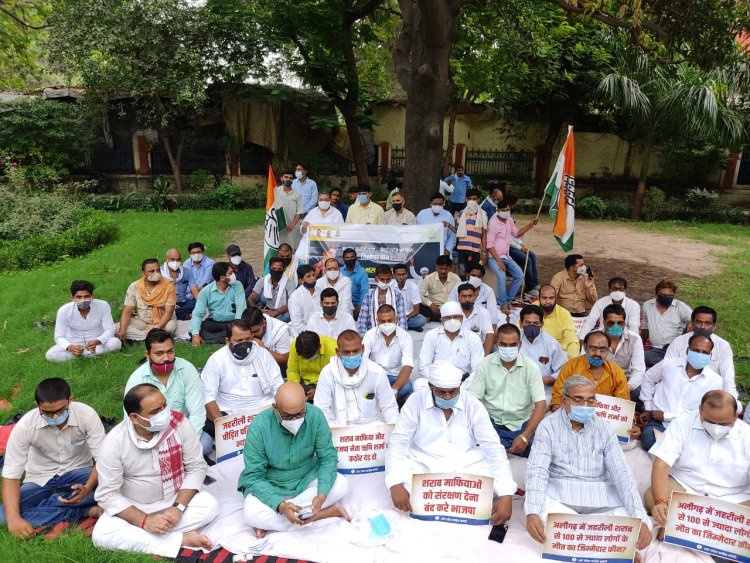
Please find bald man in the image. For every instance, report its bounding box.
[239,382,349,538]
[647,390,750,528]
[161,248,194,321]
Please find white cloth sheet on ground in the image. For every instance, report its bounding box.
[197,444,711,563]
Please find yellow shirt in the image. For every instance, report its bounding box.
[549,270,598,314]
[287,335,337,386]
[550,355,630,408]
[346,201,384,224]
[535,303,580,359]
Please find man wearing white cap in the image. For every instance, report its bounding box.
[418,301,484,384]
[385,360,517,525]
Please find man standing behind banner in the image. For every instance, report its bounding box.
[346,184,384,225]
[299,192,343,236]
[386,361,516,525]
[416,192,456,258]
[380,191,416,225]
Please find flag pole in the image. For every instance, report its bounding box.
[519,193,547,297]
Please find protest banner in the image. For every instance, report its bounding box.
[572,316,589,339]
[331,423,394,475]
[214,406,270,463]
[541,513,640,563]
[594,394,635,444]
[302,224,443,278]
[664,491,750,562]
[410,473,494,525]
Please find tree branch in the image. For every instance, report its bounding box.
[346,0,384,24]
[0,5,48,30]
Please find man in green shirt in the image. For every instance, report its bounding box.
[469,324,546,457]
[238,382,349,538]
[190,262,247,346]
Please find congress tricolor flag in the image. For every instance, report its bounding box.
[263,165,286,268]
[544,125,575,251]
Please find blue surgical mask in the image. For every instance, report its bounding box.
[686,350,711,370]
[606,324,624,338]
[341,354,363,370]
[434,394,459,409]
[42,410,69,426]
[357,194,368,205]
[569,405,596,424]
[586,354,605,367]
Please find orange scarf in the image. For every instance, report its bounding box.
[136,278,175,325]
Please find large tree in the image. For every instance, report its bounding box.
[0,0,49,89]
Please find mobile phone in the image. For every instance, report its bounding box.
[298,505,314,520]
[59,487,77,500]
[488,524,508,544]
[586,266,593,277]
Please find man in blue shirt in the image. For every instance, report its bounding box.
[340,248,369,320]
[162,248,194,320]
[481,184,504,219]
[183,242,215,301]
[190,262,247,345]
[415,192,456,258]
[292,163,319,215]
[330,186,348,220]
[442,164,472,215]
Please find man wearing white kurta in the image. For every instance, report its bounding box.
[46,280,121,362]
[314,330,399,426]
[448,266,500,325]
[288,265,321,337]
[456,282,495,354]
[305,288,357,340]
[579,277,641,336]
[385,361,517,525]
[300,193,344,235]
[363,304,415,400]
[418,301,484,383]
[241,307,292,366]
[314,259,353,316]
[93,385,218,557]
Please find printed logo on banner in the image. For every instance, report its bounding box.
[541,513,640,563]
[409,473,494,526]
[214,406,270,462]
[331,424,394,475]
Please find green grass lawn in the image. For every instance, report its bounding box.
[0,212,746,560]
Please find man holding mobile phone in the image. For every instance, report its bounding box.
[549,254,598,316]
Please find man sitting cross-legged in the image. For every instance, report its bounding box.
[239,382,350,538]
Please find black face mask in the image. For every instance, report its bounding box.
[656,294,673,307]
[269,270,283,282]
[282,179,293,187]
[460,301,473,311]
[344,258,356,269]
[540,303,555,314]
[322,305,338,316]
[281,257,292,266]
[230,341,252,360]
[392,203,403,211]
[692,327,714,338]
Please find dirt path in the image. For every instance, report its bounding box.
[219,217,727,303]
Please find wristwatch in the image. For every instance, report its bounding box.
[172,502,187,513]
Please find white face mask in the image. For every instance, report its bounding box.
[378,322,397,336]
[468,276,482,288]
[576,265,588,275]
[191,253,204,263]
[377,281,390,291]
[147,273,162,283]
[497,346,519,362]
[230,256,242,266]
[610,290,625,302]
[281,417,304,436]
[226,273,237,285]
[497,210,511,219]
[466,200,479,214]
[703,421,732,441]
[318,200,331,210]
[136,408,170,433]
[167,260,181,271]
[295,170,304,179]
[326,270,340,281]
[431,205,443,214]
[443,318,462,333]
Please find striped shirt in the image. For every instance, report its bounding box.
[525,408,648,524]
[237,404,338,511]
[456,214,483,252]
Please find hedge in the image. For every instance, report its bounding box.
[0,209,119,271]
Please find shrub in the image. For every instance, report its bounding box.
[150,176,177,212]
[183,169,219,192]
[685,187,719,210]
[642,187,667,220]
[0,188,87,240]
[577,196,606,219]
[190,183,264,210]
[0,209,118,271]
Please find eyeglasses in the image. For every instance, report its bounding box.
[39,405,69,418]
[564,394,597,406]
[276,405,306,421]
[586,345,609,353]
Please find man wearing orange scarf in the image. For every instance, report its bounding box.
[117,259,177,342]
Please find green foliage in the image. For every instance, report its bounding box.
[0,209,118,271]
[150,175,177,212]
[85,184,265,212]
[0,187,87,240]
[685,187,719,210]
[657,139,730,183]
[0,1,49,89]
[183,169,219,192]
[642,187,667,220]
[577,196,607,218]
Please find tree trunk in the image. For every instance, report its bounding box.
[442,100,459,177]
[339,106,371,186]
[631,144,652,220]
[535,120,562,197]
[161,131,183,190]
[394,0,464,207]
[623,139,634,178]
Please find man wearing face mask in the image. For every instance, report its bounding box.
[250,257,294,322]
[345,183,384,225]
[549,254,598,315]
[580,277,640,338]
[597,304,646,401]
[225,244,256,304]
[340,248,369,319]
[291,163,319,216]
[300,192,344,236]
[454,188,489,279]
[314,330,398,426]
[190,262,247,346]
[535,284,580,360]
[639,334,726,450]
[124,329,205,437]
[416,192,456,257]
[117,259,178,342]
[518,305,566,405]
[665,306,736,396]
[481,184,504,218]
[306,288,356,340]
[486,199,531,314]
[92,384,218,557]
[1,378,105,538]
[314,258,353,316]
[357,264,408,335]
[470,325,546,457]
[288,264,322,337]
[200,320,284,454]
[380,191,416,225]
[550,330,630,411]
[641,278,693,367]
[183,242,214,302]
[448,264,500,325]
[161,248,194,321]
[240,382,350,537]
[46,280,121,362]
[363,305,415,402]
[456,283,495,355]
[646,390,750,528]
[418,301,484,385]
[386,361,517,526]
[442,164,473,215]
[275,169,304,250]
[525,376,652,551]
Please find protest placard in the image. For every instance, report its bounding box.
[409,473,494,525]
[214,406,270,463]
[330,423,394,475]
[303,224,443,277]
[594,394,635,444]
[664,491,750,562]
[541,513,640,563]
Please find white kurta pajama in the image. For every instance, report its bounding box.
[46,300,121,361]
